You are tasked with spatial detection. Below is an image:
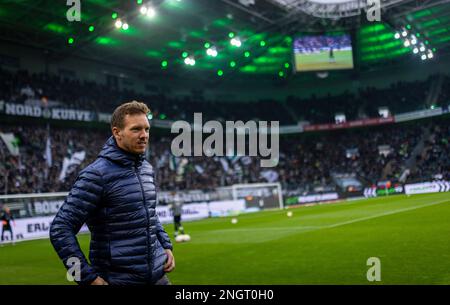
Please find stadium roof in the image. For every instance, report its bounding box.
[0,0,449,81]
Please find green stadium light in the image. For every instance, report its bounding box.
[112,12,118,19]
[68,37,74,44]
[260,40,266,47]
[137,0,143,4]
[244,51,250,57]
[89,25,95,32]
[217,70,224,76]
[204,42,210,48]
[161,60,168,68]
[229,61,236,68]
[182,51,188,58]
[406,24,411,29]
[159,113,167,120]
[284,62,290,69]
[278,71,284,77]
[228,32,235,38]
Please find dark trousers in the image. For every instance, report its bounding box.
[174,215,182,232]
[1,227,13,242]
[155,275,171,285]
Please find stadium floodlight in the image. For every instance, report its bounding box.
[140,5,156,18]
[122,23,129,30]
[140,6,148,14]
[411,36,417,45]
[206,47,218,57]
[421,54,427,60]
[419,45,426,52]
[394,33,400,39]
[404,40,410,47]
[146,7,156,18]
[184,57,195,66]
[402,31,408,37]
[230,38,242,47]
[428,51,434,59]
[115,19,123,28]
[413,48,419,54]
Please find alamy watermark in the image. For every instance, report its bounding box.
[66,0,81,22]
[366,0,381,22]
[66,257,81,282]
[366,257,381,282]
[170,113,279,168]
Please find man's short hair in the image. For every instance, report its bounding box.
[111,101,150,130]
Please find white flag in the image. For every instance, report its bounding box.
[260,170,279,182]
[45,135,52,167]
[0,132,20,156]
[59,150,86,181]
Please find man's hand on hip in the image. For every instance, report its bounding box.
[164,249,175,273]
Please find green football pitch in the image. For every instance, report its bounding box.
[1,192,449,284]
[295,50,354,71]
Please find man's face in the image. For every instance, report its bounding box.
[113,113,150,155]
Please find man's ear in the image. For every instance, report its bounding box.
[112,126,121,140]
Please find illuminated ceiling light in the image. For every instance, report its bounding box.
[421,54,427,60]
[402,31,408,37]
[394,32,400,39]
[115,19,123,28]
[419,45,426,52]
[184,57,195,66]
[206,47,218,57]
[428,51,434,59]
[140,6,148,14]
[403,40,410,47]
[122,23,129,30]
[146,7,156,18]
[230,37,242,47]
[413,48,419,54]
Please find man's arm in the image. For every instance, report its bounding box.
[49,167,103,285]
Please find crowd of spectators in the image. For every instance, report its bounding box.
[1,68,448,195]
[408,119,450,182]
[1,118,441,195]
[1,68,447,126]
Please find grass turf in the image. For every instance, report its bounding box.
[295,50,354,71]
[0,192,449,284]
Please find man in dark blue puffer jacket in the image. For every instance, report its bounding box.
[50,101,174,285]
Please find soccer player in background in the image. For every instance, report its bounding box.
[168,193,185,238]
[1,206,15,245]
[50,101,175,285]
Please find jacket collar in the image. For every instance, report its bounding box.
[98,136,144,167]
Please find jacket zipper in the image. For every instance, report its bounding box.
[135,164,152,281]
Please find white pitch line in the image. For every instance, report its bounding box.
[210,197,450,235]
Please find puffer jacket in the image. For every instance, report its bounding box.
[49,136,173,285]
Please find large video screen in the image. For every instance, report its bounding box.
[293,33,354,72]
